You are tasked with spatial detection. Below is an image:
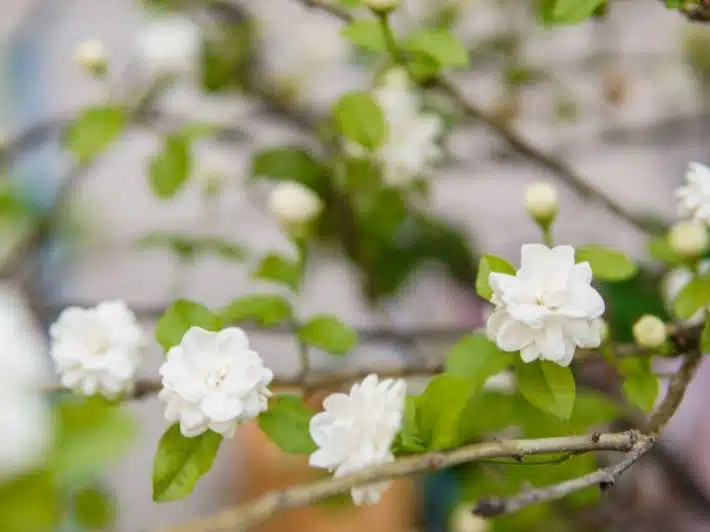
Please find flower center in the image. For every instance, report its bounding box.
[206,366,228,388]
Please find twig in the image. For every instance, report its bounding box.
[156,431,640,532]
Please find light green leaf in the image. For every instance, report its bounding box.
[155,300,223,351]
[403,28,469,67]
[341,20,386,52]
[552,0,606,23]
[444,333,513,386]
[250,147,329,193]
[647,235,684,266]
[137,232,247,262]
[73,487,115,530]
[703,318,710,353]
[333,91,387,150]
[458,391,514,443]
[517,361,576,419]
[476,254,515,301]
[416,375,478,449]
[673,274,710,320]
[393,396,427,454]
[253,253,302,291]
[575,246,637,282]
[65,106,126,163]
[298,314,358,355]
[258,395,317,454]
[52,397,136,483]
[221,294,293,327]
[149,134,191,199]
[622,372,659,412]
[152,424,222,502]
[0,471,58,532]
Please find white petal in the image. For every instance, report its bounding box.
[201,392,239,423]
[536,323,567,362]
[520,243,552,271]
[495,319,535,352]
[520,344,540,363]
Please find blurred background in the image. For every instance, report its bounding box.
[3,0,710,531]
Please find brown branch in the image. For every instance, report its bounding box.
[157,431,641,532]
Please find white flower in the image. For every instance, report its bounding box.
[668,220,709,257]
[523,182,559,224]
[364,0,400,11]
[632,315,667,349]
[268,181,323,227]
[75,39,107,75]
[486,244,605,367]
[50,301,145,398]
[159,327,273,438]
[675,162,710,224]
[309,374,406,505]
[137,14,201,75]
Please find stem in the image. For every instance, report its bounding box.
[377,11,403,65]
[542,225,554,247]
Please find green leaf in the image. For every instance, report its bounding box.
[253,253,302,291]
[622,372,659,412]
[251,147,330,194]
[393,396,427,454]
[575,246,637,282]
[458,391,514,443]
[152,424,222,502]
[298,314,358,355]
[52,397,136,483]
[221,294,292,327]
[674,274,710,320]
[73,487,115,530]
[65,106,126,163]
[403,28,469,67]
[333,91,387,150]
[149,134,191,199]
[138,232,247,262]
[341,20,386,51]
[444,333,513,386]
[517,361,576,419]
[416,375,479,449]
[703,318,710,353]
[648,235,684,266]
[476,254,515,301]
[155,300,223,351]
[258,395,317,454]
[0,472,58,532]
[552,0,606,23]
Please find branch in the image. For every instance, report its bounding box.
[157,431,641,532]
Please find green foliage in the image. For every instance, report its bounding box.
[65,105,126,163]
[673,274,710,320]
[702,318,710,353]
[458,391,515,443]
[0,471,58,532]
[575,246,637,281]
[298,314,358,355]
[333,91,387,150]
[258,395,317,454]
[251,147,330,195]
[476,254,515,301]
[341,20,386,51]
[73,487,115,530]
[52,397,136,483]
[152,424,223,502]
[253,253,303,291]
[517,361,575,420]
[444,333,513,386]
[402,28,469,68]
[137,232,247,262]
[393,396,428,454]
[621,359,659,412]
[149,133,191,199]
[221,294,293,327]
[648,234,685,266]
[201,18,253,93]
[537,0,606,25]
[155,300,223,351]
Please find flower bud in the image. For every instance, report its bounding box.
[523,182,559,226]
[268,181,323,229]
[451,506,490,532]
[137,15,200,76]
[364,0,400,12]
[75,40,107,77]
[668,220,709,257]
[595,317,609,343]
[632,315,667,349]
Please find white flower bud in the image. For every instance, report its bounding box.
[632,315,667,349]
[523,182,559,225]
[364,0,400,12]
[75,40,107,76]
[451,506,490,532]
[268,181,323,227]
[596,318,610,343]
[137,15,200,76]
[668,220,709,257]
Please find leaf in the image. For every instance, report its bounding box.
[155,300,223,351]
[648,235,684,266]
[476,254,515,301]
[333,91,387,150]
[341,20,386,51]
[393,396,427,454]
[553,0,606,23]
[298,314,358,355]
[703,318,710,353]
[458,391,514,443]
[73,487,115,530]
[251,147,330,194]
[149,134,191,199]
[52,397,136,483]
[444,333,513,386]
[258,395,317,454]
[673,275,710,320]
[65,106,126,163]
[575,246,637,282]
[253,253,302,291]
[622,372,659,412]
[517,361,575,419]
[0,471,58,532]
[221,294,293,327]
[152,424,223,502]
[137,232,247,262]
[402,28,469,67]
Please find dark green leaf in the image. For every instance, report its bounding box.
[622,372,659,412]
[221,294,293,327]
[517,361,575,419]
[402,29,469,67]
[0,471,58,532]
[73,487,115,530]
[333,91,387,150]
[341,20,386,51]
[575,246,637,282]
[152,424,222,502]
[65,106,126,163]
[258,395,317,454]
[458,391,514,443]
[703,318,710,353]
[253,253,302,291]
[250,147,330,194]
[673,274,710,320]
[149,134,191,199]
[444,333,513,386]
[476,254,515,301]
[155,300,223,351]
[298,314,358,355]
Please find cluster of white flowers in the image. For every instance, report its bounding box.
[309,374,406,505]
[486,244,605,367]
